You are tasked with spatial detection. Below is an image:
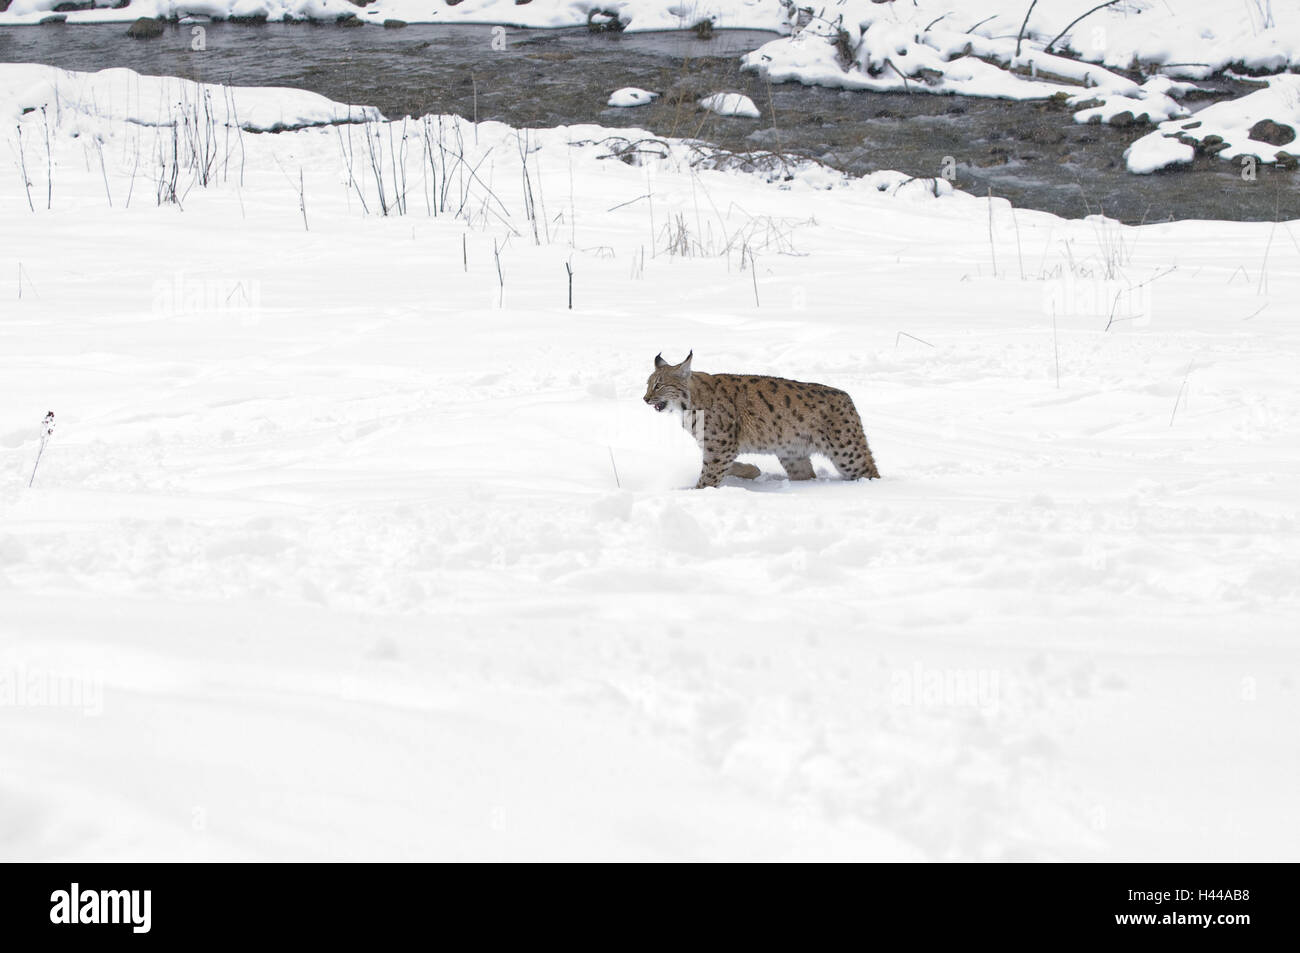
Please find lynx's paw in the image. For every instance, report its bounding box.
[726,462,762,480]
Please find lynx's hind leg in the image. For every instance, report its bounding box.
[825,425,880,480]
[778,454,816,481]
[726,462,761,480]
[828,444,879,480]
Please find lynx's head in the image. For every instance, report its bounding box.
[644,351,693,413]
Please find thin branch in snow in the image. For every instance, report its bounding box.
[987,187,999,278]
[493,238,504,307]
[1016,1,1039,58]
[607,193,652,213]
[749,246,760,307]
[896,332,935,349]
[1011,207,1025,279]
[884,58,912,93]
[126,132,140,208]
[41,106,52,210]
[1046,0,1122,54]
[1169,361,1193,427]
[1052,306,1060,389]
[15,125,35,212]
[923,13,951,33]
[96,137,112,207]
[28,411,56,488]
[17,262,40,300]
[1258,190,1279,296]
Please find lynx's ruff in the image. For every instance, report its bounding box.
[643,351,880,488]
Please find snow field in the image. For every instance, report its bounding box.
[1,65,1298,860]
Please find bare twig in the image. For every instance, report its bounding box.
[1169,361,1192,427]
[987,187,998,277]
[923,12,951,33]
[608,193,652,212]
[1052,306,1060,389]
[28,411,55,488]
[884,58,912,93]
[1046,0,1121,54]
[95,137,112,207]
[15,125,34,212]
[17,262,39,300]
[493,237,504,306]
[608,447,621,489]
[1016,1,1039,58]
[1011,207,1025,279]
[41,106,51,210]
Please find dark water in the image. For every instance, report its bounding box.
[2,22,1295,223]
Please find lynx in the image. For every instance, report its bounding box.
[643,351,880,488]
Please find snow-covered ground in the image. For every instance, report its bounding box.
[1,64,1298,861]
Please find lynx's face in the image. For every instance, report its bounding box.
[644,351,693,413]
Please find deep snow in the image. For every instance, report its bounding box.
[1,64,1298,861]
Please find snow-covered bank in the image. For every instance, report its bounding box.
[0,62,383,130]
[1126,73,1300,174]
[741,17,1199,132]
[0,0,787,30]
[737,1,1300,175]
[0,0,1294,77]
[742,0,1300,89]
[2,65,1298,861]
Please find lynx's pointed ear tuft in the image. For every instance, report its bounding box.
[678,351,693,375]
[654,353,667,368]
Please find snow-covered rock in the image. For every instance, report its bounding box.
[1123,133,1195,175]
[607,88,658,109]
[699,92,760,118]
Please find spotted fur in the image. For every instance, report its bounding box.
[643,351,880,488]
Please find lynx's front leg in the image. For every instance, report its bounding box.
[693,414,739,489]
